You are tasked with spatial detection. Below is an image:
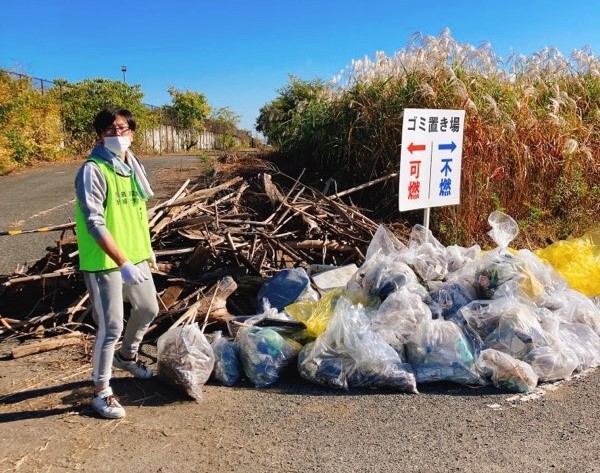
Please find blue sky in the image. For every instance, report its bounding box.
[2,1,598,133]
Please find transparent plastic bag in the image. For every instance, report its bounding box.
[548,288,600,336]
[237,326,302,387]
[157,323,215,402]
[477,348,538,393]
[457,299,500,342]
[210,330,241,386]
[402,224,449,283]
[364,224,408,262]
[556,322,600,371]
[446,244,481,275]
[525,345,579,382]
[298,296,417,393]
[428,281,478,320]
[474,212,523,299]
[405,317,484,385]
[483,303,548,359]
[361,257,420,300]
[369,286,432,356]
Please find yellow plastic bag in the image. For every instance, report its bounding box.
[534,229,600,297]
[285,289,344,338]
[286,289,377,338]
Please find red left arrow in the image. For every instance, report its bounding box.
[407,142,426,153]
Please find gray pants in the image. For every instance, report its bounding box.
[84,261,159,389]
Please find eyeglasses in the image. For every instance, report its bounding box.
[103,126,131,136]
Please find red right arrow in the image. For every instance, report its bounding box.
[408,142,426,153]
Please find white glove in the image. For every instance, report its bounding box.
[119,261,149,285]
[149,251,158,271]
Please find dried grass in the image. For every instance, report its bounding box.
[258,29,600,248]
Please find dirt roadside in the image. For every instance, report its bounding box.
[1,155,600,473]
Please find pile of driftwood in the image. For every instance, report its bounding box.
[0,155,403,354]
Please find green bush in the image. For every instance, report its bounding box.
[0,71,64,173]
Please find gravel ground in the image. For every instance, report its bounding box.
[1,156,599,473]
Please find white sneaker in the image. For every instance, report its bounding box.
[113,353,153,379]
[92,388,126,419]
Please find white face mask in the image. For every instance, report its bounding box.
[103,136,131,155]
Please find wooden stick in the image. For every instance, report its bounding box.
[160,177,243,207]
[2,267,75,287]
[330,173,398,200]
[11,331,85,358]
[66,293,90,323]
[148,179,190,216]
[284,239,356,252]
[0,222,76,237]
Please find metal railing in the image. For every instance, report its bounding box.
[0,69,64,95]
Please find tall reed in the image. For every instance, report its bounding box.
[257,29,600,248]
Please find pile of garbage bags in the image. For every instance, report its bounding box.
[157,211,600,399]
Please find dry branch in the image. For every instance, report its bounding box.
[11,331,85,358]
[0,154,397,347]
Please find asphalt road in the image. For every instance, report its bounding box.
[1,157,600,472]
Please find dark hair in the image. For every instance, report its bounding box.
[93,107,137,134]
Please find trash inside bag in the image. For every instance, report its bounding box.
[428,281,477,320]
[545,288,600,335]
[404,224,449,282]
[474,211,523,299]
[483,304,548,359]
[237,326,302,387]
[369,286,431,356]
[210,331,241,387]
[298,296,418,393]
[361,258,419,300]
[297,342,353,390]
[405,317,484,385]
[525,344,578,382]
[228,299,307,342]
[157,323,215,402]
[286,288,377,338]
[555,322,600,371]
[475,251,524,299]
[477,348,538,393]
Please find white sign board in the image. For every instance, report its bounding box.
[398,108,465,212]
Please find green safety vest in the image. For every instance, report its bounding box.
[75,156,151,271]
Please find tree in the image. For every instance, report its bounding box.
[256,76,330,148]
[164,87,212,150]
[55,78,147,153]
[210,107,242,150]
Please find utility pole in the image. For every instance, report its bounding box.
[121,65,127,83]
